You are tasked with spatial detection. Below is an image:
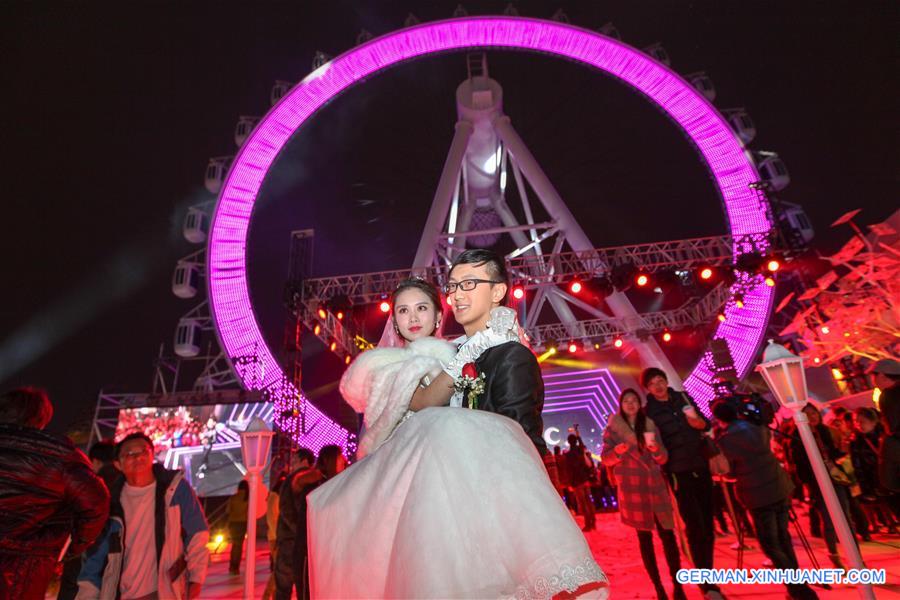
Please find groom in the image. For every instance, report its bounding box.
[443,249,548,456]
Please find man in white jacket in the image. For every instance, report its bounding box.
[77,433,209,600]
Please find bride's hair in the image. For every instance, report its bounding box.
[390,278,442,339]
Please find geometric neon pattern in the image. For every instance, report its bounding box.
[207,17,774,443]
[541,368,623,453]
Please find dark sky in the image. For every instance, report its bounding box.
[1,1,896,437]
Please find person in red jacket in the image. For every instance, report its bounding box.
[0,387,109,600]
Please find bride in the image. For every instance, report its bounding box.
[307,261,608,598]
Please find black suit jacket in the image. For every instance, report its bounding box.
[473,341,548,456]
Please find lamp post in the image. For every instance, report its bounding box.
[756,341,874,599]
[239,417,274,600]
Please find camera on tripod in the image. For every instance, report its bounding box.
[712,379,776,426]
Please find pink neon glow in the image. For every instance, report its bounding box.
[543,368,623,431]
[208,17,773,427]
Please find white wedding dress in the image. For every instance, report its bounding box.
[307,336,608,599]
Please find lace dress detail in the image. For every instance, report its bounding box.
[507,557,609,599]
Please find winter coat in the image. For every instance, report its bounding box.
[715,419,794,510]
[600,414,673,531]
[849,426,884,497]
[564,443,593,487]
[76,464,209,600]
[644,388,710,474]
[0,424,109,559]
[878,382,900,492]
[340,337,456,457]
[791,422,842,486]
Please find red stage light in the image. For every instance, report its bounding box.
[613,337,624,348]
[766,259,781,273]
[329,341,337,352]
[699,267,713,280]
[662,331,672,343]
[764,276,776,287]
[635,273,649,287]
[317,308,327,319]
[379,301,391,313]
[313,324,321,336]
[336,311,344,320]
[569,280,583,294]
[568,342,578,353]
[512,286,525,300]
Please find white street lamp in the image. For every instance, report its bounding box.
[756,341,874,599]
[239,417,274,600]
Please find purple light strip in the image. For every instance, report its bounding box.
[208,17,773,435]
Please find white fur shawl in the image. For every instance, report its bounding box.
[340,337,457,457]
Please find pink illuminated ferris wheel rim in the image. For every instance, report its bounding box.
[208,17,774,415]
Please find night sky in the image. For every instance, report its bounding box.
[1,1,896,438]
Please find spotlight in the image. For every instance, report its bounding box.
[379,301,391,313]
[313,324,321,336]
[766,258,781,273]
[329,340,337,352]
[512,286,525,300]
[813,357,821,364]
[317,308,327,319]
[764,276,776,287]
[831,368,844,381]
[717,313,726,323]
[568,342,578,353]
[635,273,649,287]
[345,355,351,365]
[735,296,745,309]
[662,331,672,343]
[699,267,714,281]
[336,311,344,321]
[214,533,224,544]
[593,342,601,350]
[569,280,583,294]
[613,337,624,348]
[821,326,830,334]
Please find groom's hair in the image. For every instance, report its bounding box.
[449,249,509,304]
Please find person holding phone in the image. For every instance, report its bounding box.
[602,388,685,600]
[641,367,721,599]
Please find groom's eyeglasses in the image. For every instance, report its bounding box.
[443,279,502,294]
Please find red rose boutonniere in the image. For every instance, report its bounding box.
[455,362,486,410]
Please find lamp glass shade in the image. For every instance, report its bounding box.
[757,342,808,409]
[240,418,274,471]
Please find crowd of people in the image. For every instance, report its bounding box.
[116,407,216,453]
[1,304,897,600]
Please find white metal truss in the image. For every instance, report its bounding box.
[295,234,757,355]
[405,56,767,386]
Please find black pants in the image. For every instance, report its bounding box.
[229,522,247,572]
[274,539,298,600]
[636,517,681,589]
[274,539,311,600]
[669,469,717,591]
[808,481,855,555]
[572,482,596,528]
[750,500,818,599]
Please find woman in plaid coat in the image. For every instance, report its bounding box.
[602,388,686,600]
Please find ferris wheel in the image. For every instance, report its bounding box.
[173,11,812,452]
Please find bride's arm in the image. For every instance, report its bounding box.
[409,372,455,411]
